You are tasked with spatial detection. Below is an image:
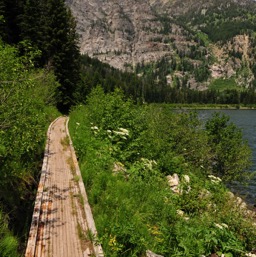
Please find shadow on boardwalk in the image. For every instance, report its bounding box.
[25,117,104,257]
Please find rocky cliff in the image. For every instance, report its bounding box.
[67,0,256,90]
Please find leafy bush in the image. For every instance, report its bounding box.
[69,88,256,256]
[0,209,19,257]
[0,41,59,250]
[205,112,252,181]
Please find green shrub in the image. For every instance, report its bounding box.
[69,88,256,256]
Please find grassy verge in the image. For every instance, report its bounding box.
[69,87,256,257]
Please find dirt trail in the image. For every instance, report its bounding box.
[25,117,101,257]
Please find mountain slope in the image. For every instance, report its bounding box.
[67,0,256,90]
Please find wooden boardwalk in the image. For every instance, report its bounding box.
[25,117,104,257]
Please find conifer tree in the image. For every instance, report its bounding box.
[45,0,80,111]
[19,0,48,65]
[18,0,81,110]
[0,0,5,39]
[0,0,22,43]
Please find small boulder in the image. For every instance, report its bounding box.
[167,173,180,194]
[167,173,179,187]
[146,250,164,257]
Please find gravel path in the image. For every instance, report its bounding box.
[25,117,96,257]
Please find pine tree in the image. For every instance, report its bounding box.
[0,0,23,43]
[19,0,49,65]
[19,0,81,110]
[45,0,80,111]
[0,0,5,39]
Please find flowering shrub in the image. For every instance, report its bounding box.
[69,88,256,257]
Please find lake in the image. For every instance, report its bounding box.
[198,109,256,206]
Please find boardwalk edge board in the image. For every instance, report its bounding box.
[66,117,105,257]
[25,117,62,257]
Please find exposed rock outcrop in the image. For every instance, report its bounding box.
[146,250,164,257]
[67,0,256,89]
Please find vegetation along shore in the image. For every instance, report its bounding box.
[1,0,256,256]
[69,87,256,257]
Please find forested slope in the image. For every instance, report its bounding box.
[68,0,256,104]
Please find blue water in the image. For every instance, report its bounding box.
[198,109,256,205]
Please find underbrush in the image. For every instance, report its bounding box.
[0,42,60,255]
[69,87,256,257]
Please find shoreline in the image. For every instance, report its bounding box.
[145,103,256,110]
[167,104,256,110]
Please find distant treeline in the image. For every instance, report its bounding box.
[75,55,256,106]
[2,0,256,108]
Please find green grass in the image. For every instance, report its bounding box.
[209,78,240,91]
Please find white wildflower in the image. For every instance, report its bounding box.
[208,175,222,184]
[221,223,229,229]
[91,126,99,130]
[177,210,184,216]
[245,253,256,257]
[76,122,80,126]
[119,128,129,135]
[113,130,126,136]
[107,130,112,133]
[214,223,223,229]
[141,158,157,170]
[183,175,190,183]
[176,209,189,220]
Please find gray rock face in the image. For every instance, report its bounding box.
[67,0,256,89]
[66,0,181,70]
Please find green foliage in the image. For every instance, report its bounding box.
[0,210,19,257]
[194,63,211,82]
[69,89,256,256]
[209,78,239,92]
[173,217,244,257]
[195,32,210,47]
[205,112,252,181]
[137,106,211,173]
[45,0,80,110]
[73,55,144,104]
[1,0,81,111]
[0,41,59,249]
[182,1,256,43]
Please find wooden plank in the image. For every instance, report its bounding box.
[25,117,100,257]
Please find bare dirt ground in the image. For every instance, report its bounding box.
[25,117,96,257]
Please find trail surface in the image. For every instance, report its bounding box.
[25,117,102,257]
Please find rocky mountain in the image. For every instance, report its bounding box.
[66,0,256,90]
